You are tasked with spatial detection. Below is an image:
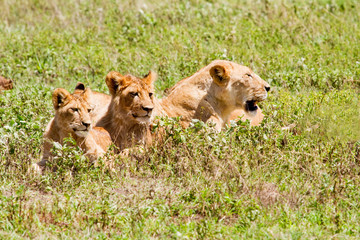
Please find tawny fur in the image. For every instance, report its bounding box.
[155,60,270,130]
[96,71,156,150]
[228,108,265,126]
[92,60,269,151]
[36,87,112,169]
[73,82,111,124]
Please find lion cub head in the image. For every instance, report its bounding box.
[105,71,156,124]
[52,88,93,137]
[209,60,270,116]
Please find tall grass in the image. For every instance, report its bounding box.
[0,0,359,238]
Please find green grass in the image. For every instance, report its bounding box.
[1,0,360,238]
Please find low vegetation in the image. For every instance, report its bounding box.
[0,0,359,238]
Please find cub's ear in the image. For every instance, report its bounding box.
[74,82,86,91]
[210,65,230,86]
[105,71,128,96]
[143,70,157,87]
[81,87,92,101]
[73,82,92,102]
[52,88,72,110]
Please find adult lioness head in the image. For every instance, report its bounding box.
[208,60,270,116]
[158,60,270,129]
[52,88,93,137]
[105,71,156,124]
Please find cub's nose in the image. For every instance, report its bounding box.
[142,106,154,113]
[82,122,91,129]
[265,86,270,92]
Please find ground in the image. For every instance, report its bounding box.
[0,0,360,239]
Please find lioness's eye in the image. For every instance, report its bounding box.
[130,92,139,97]
[71,108,79,112]
[245,73,252,78]
[149,93,153,97]
[87,108,92,113]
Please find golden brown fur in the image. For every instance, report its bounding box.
[96,71,156,150]
[0,76,13,91]
[36,87,112,169]
[155,60,270,130]
[73,82,112,124]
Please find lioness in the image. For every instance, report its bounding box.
[36,87,112,170]
[96,71,156,150]
[156,60,270,130]
[0,76,13,91]
[73,82,111,124]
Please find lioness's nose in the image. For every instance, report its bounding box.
[265,86,270,92]
[82,122,91,128]
[142,106,153,112]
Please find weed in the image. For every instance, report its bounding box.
[0,0,360,238]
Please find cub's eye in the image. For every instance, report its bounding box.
[87,108,92,113]
[149,92,153,98]
[71,108,79,112]
[245,73,252,78]
[130,92,139,97]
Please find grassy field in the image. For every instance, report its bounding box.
[1,0,360,238]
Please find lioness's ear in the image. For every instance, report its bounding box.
[143,70,157,87]
[210,65,230,86]
[105,71,126,96]
[52,88,72,110]
[74,82,86,91]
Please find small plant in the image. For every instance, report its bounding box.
[0,0,360,238]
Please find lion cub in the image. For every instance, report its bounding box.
[35,87,112,170]
[96,71,156,150]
